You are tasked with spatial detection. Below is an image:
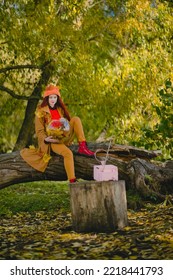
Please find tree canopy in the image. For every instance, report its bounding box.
[0,0,173,158]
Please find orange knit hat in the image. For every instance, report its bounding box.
[43,85,61,98]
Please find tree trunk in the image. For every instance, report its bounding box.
[14,61,53,151]
[0,143,173,201]
[70,180,128,232]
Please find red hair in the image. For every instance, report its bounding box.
[40,96,71,121]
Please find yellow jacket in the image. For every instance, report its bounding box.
[20,105,65,172]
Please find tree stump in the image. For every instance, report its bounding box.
[69,180,128,233]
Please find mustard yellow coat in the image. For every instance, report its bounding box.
[20,105,67,172]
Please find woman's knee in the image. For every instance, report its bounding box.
[51,144,73,158]
[70,116,81,124]
[56,145,73,160]
[62,147,73,159]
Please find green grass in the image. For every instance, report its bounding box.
[0,181,70,216]
[0,181,148,217]
[0,180,159,218]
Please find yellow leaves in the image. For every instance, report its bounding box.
[123,226,132,231]
[103,78,109,85]
[170,73,173,83]
[35,110,44,119]
[129,255,138,260]
[46,127,64,138]
[0,202,173,260]
[155,233,173,244]
[49,0,56,14]
[125,18,144,32]
[136,0,150,11]
[127,0,152,15]
[29,145,35,150]
[43,153,51,163]
[59,233,79,240]
[120,48,129,57]
[112,255,124,260]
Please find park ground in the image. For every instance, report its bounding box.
[0,181,172,260]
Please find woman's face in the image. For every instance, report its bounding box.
[48,94,58,108]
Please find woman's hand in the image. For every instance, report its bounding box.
[44,136,60,143]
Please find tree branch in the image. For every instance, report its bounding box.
[0,85,40,100]
[0,65,41,73]
[0,62,52,100]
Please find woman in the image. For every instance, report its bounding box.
[20,85,94,183]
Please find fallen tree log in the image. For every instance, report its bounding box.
[0,143,172,201]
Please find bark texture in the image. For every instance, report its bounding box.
[70,180,128,232]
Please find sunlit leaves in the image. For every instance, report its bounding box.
[0,0,173,153]
[137,79,173,158]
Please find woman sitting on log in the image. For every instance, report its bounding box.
[20,85,94,183]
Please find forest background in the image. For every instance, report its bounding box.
[0,0,173,158]
[0,0,173,260]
